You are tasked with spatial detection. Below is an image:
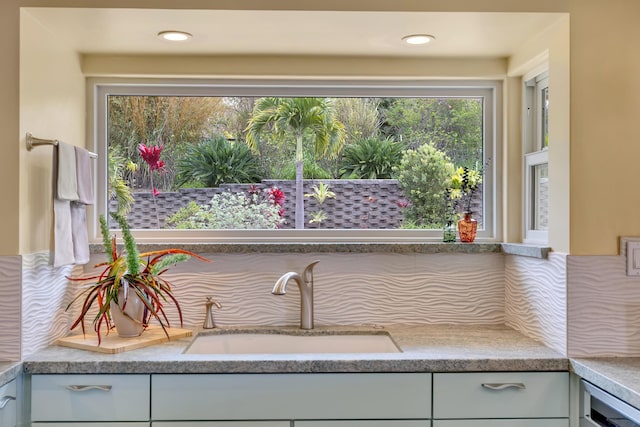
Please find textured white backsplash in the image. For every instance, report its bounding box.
[568,255,640,357]
[162,252,506,328]
[21,252,82,358]
[20,251,506,355]
[0,255,21,361]
[505,252,567,355]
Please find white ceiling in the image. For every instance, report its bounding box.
[25,8,563,58]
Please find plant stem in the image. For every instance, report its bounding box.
[149,170,160,229]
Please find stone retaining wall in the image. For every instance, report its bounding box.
[111,179,483,229]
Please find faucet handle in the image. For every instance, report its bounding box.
[203,297,222,329]
[206,296,222,309]
[303,260,320,284]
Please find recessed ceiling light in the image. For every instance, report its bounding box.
[402,34,435,45]
[158,31,193,42]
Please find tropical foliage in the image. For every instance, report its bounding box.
[395,143,455,227]
[175,135,263,188]
[245,97,346,228]
[381,98,482,168]
[166,187,286,229]
[339,136,404,179]
[107,94,484,230]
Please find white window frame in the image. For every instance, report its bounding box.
[523,72,549,244]
[88,78,502,244]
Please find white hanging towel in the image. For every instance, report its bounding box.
[52,141,77,267]
[70,146,94,265]
[56,142,79,201]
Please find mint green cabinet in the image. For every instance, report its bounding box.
[433,372,569,426]
[433,421,568,427]
[295,422,429,427]
[152,373,431,421]
[154,423,288,427]
[0,379,17,427]
[31,374,150,423]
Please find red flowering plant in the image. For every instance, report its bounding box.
[138,143,166,228]
[248,185,287,228]
[66,213,210,344]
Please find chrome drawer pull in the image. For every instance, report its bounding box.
[66,385,113,392]
[482,383,526,391]
[0,395,16,410]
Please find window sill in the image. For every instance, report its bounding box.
[501,243,551,259]
[90,242,503,255]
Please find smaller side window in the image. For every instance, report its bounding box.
[523,73,549,244]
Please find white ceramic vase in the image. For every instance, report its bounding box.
[110,287,145,338]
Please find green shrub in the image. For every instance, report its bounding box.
[175,135,263,188]
[165,191,284,229]
[339,137,404,179]
[394,143,454,227]
[278,157,332,180]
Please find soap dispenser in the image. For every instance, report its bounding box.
[203,297,222,329]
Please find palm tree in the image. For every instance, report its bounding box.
[245,97,346,229]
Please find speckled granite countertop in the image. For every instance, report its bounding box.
[22,325,567,374]
[0,362,21,386]
[571,358,640,410]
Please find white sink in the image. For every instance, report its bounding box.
[184,332,401,355]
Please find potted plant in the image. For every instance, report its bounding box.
[66,212,209,344]
[449,166,483,242]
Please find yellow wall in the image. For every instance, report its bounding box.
[5,0,640,255]
[0,0,20,256]
[569,0,640,255]
[19,10,86,254]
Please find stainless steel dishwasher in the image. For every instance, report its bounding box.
[581,379,640,426]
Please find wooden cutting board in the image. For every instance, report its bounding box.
[56,325,192,354]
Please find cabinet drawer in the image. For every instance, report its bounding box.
[433,420,568,427]
[155,423,288,427]
[33,424,149,427]
[0,379,17,427]
[296,422,430,427]
[31,374,150,422]
[433,372,568,419]
[152,373,431,420]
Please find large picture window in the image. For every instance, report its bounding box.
[93,80,500,242]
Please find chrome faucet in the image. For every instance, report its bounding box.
[203,297,222,329]
[272,261,319,330]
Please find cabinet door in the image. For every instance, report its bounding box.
[31,374,150,422]
[0,379,17,427]
[154,423,288,427]
[433,420,568,427]
[433,372,568,419]
[296,421,430,427]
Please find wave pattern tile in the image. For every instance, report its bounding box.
[158,252,505,328]
[504,253,567,355]
[568,255,640,357]
[0,256,21,360]
[22,253,81,358]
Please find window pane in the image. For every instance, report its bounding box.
[532,163,548,231]
[540,86,549,149]
[106,95,484,231]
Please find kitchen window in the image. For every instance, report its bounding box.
[91,79,500,243]
[523,73,549,244]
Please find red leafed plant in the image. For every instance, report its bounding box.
[66,212,210,344]
[138,142,165,228]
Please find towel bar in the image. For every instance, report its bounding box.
[26,132,97,159]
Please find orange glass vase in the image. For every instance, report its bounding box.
[457,212,478,243]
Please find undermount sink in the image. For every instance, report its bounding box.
[184,331,402,355]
